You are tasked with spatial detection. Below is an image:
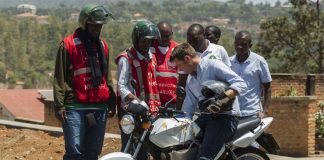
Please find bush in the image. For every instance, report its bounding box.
[316,101,324,138]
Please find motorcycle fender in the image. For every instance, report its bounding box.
[99,152,133,160]
[232,117,273,148]
[256,132,280,154]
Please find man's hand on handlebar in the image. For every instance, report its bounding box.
[198,92,231,114]
[125,94,138,103]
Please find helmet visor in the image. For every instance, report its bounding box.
[140,23,161,41]
[87,6,113,24]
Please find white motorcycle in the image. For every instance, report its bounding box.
[100,84,279,160]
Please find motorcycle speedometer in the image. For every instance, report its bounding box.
[120,114,135,134]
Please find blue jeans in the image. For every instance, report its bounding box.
[62,109,107,160]
[195,114,238,160]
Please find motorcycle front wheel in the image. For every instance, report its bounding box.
[233,146,270,160]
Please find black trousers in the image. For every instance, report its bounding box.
[194,114,239,160]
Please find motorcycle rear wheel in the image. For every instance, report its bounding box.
[233,146,270,160]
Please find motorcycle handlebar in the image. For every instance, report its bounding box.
[172,110,186,115]
[158,107,186,115]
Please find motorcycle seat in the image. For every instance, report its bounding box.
[231,117,261,141]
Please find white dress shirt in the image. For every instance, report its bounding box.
[196,40,231,67]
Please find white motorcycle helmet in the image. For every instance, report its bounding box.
[200,80,235,111]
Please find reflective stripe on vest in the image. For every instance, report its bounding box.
[145,93,160,101]
[63,29,110,103]
[155,71,178,78]
[74,67,91,76]
[127,51,146,100]
[134,60,145,99]
[126,51,160,102]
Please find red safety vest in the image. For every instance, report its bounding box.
[63,30,110,103]
[152,40,178,106]
[115,47,161,114]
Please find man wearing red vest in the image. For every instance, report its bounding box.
[53,4,116,160]
[115,20,161,154]
[151,21,178,109]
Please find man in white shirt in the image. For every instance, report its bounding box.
[187,23,231,67]
[205,25,222,45]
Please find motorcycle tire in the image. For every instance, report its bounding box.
[233,146,270,160]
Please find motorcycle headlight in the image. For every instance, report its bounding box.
[120,114,135,134]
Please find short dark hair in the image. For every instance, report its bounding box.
[235,30,252,43]
[205,25,221,38]
[157,21,172,31]
[187,23,204,35]
[170,42,196,62]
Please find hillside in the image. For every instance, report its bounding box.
[0,0,214,9]
[0,0,293,88]
[0,0,110,8]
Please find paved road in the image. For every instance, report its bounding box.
[269,154,324,160]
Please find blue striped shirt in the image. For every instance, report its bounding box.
[182,58,247,118]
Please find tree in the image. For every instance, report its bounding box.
[256,0,324,73]
[0,62,6,83]
[0,1,294,88]
[275,1,282,7]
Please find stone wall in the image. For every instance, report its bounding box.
[271,73,324,103]
[267,96,317,157]
[271,73,307,97]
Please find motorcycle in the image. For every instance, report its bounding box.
[100,85,279,160]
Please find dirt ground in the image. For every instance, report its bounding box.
[0,125,121,160]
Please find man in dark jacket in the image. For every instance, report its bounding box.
[53,4,116,160]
